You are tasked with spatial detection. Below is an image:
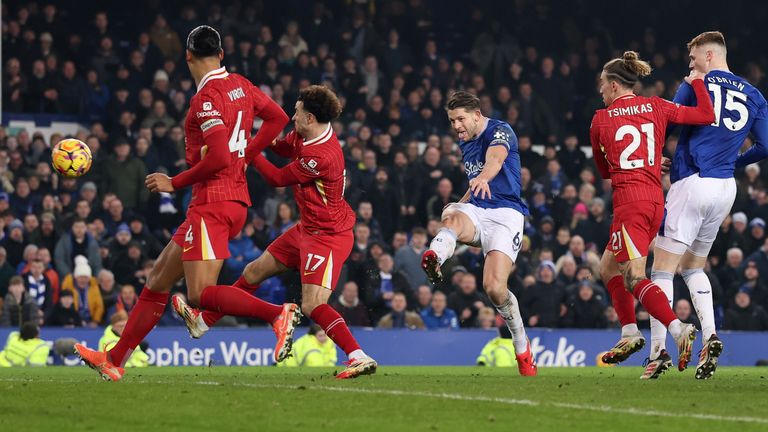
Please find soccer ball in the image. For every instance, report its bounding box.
[51,139,93,178]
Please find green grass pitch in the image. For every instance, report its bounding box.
[1,366,767,432]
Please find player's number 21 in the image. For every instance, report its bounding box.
[615,123,655,170]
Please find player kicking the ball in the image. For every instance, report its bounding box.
[174,85,377,379]
[591,51,715,376]
[75,26,294,381]
[649,31,768,379]
[421,91,537,376]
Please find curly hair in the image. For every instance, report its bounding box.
[298,85,342,123]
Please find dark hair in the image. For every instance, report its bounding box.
[687,31,726,50]
[298,85,342,123]
[9,275,23,286]
[445,91,481,112]
[186,25,222,58]
[603,51,652,88]
[411,227,428,237]
[20,322,38,340]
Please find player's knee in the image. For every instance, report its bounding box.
[243,260,259,281]
[482,276,505,298]
[301,301,319,317]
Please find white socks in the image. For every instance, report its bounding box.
[620,323,639,337]
[682,268,716,344]
[649,270,673,360]
[349,349,368,360]
[429,227,458,265]
[493,290,528,354]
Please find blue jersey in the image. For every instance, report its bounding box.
[670,70,768,183]
[458,118,529,215]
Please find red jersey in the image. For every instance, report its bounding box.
[182,67,271,206]
[590,79,714,207]
[270,125,356,234]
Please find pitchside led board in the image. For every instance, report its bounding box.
[1,328,766,367]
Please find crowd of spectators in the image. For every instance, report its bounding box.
[2,1,768,332]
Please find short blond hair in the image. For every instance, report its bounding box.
[687,31,726,50]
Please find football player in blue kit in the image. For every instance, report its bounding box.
[648,31,768,380]
[421,91,536,376]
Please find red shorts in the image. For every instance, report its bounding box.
[172,201,247,261]
[267,224,353,290]
[606,201,664,263]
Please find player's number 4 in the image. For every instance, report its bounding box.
[708,84,748,131]
[615,123,655,170]
[228,111,247,158]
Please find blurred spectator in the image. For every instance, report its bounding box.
[521,260,567,328]
[415,284,433,313]
[447,273,489,328]
[0,247,15,299]
[22,259,53,312]
[45,290,82,327]
[377,292,425,329]
[476,325,517,367]
[2,219,27,268]
[331,281,370,327]
[97,269,118,317]
[60,255,103,326]
[674,298,702,329]
[365,253,411,322]
[98,310,148,367]
[54,219,101,276]
[1,276,40,327]
[420,291,458,329]
[394,227,429,289]
[278,324,337,367]
[0,322,49,366]
[102,140,148,211]
[563,281,607,328]
[724,290,768,331]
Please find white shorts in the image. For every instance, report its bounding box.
[445,203,524,262]
[657,175,736,257]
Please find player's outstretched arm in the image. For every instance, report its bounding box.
[470,146,507,199]
[667,72,715,125]
[244,98,290,163]
[736,116,768,167]
[251,153,325,187]
[146,128,230,193]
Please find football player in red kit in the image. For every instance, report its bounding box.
[175,85,377,379]
[590,51,714,373]
[75,26,293,381]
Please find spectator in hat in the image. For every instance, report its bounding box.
[127,215,162,258]
[570,202,589,231]
[377,292,425,329]
[520,260,567,328]
[745,237,768,288]
[574,198,610,250]
[724,290,768,331]
[746,217,766,253]
[54,218,101,277]
[562,280,607,328]
[80,181,99,206]
[102,139,148,211]
[113,241,144,287]
[531,215,556,252]
[60,255,104,326]
[2,219,27,268]
[0,276,40,327]
[45,290,82,327]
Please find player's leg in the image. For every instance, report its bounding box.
[483,250,536,376]
[599,249,645,364]
[681,246,723,379]
[76,239,184,380]
[649,241,683,361]
[616,201,696,371]
[193,251,293,329]
[422,204,478,283]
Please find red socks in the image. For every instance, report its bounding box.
[200,276,261,326]
[310,304,360,355]
[109,287,168,367]
[199,285,281,325]
[606,275,636,326]
[633,279,677,327]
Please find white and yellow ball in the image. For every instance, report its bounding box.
[51,139,93,178]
